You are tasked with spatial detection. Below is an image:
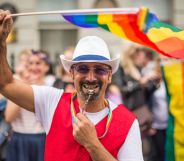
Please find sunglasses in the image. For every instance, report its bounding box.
[72,64,111,76]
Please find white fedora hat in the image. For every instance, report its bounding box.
[60,36,120,74]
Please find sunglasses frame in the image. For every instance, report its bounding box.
[72,64,111,76]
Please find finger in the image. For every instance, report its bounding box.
[3,15,13,29]
[73,122,81,137]
[0,10,6,22]
[76,113,88,122]
[0,10,10,21]
[5,10,11,15]
[2,15,13,36]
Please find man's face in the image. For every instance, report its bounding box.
[70,62,112,102]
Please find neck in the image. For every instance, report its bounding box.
[77,94,106,113]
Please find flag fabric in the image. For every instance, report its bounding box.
[162,61,184,161]
[63,7,184,59]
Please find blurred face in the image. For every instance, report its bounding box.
[133,51,148,67]
[19,54,29,68]
[28,55,49,80]
[70,62,112,102]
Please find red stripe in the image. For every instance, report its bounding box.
[112,14,172,57]
[127,14,157,48]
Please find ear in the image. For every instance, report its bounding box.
[69,69,74,80]
[107,72,112,84]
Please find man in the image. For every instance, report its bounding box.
[0,11,143,161]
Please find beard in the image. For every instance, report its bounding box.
[79,80,103,102]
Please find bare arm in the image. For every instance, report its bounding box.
[0,10,34,112]
[5,100,20,123]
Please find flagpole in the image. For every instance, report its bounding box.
[10,8,139,17]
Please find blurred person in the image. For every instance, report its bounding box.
[0,12,144,161]
[29,49,55,86]
[29,49,53,86]
[38,50,56,86]
[0,94,9,161]
[53,47,75,92]
[4,49,51,161]
[14,48,32,79]
[106,84,123,105]
[112,45,161,161]
[148,57,168,161]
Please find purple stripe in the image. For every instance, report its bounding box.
[63,15,98,28]
[73,55,109,61]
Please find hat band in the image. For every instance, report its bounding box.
[73,55,109,61]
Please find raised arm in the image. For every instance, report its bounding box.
[0,10,34,112]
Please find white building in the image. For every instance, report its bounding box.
[0,0,183,68]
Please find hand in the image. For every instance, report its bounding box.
[0,10,13,42]
[73,113,99,149]
[140,72,161,85]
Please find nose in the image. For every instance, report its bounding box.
[85,69,97,82]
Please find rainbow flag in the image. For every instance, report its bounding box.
[162,61,184,161]
[63,8,184,59]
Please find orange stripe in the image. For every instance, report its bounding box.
[155,37,184,53]
[113,14,145,45]
[113,14,170,57]
[165,49,184,58]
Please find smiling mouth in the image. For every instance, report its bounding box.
[82,83,100,94]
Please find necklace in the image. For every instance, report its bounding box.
[70,92,112,139]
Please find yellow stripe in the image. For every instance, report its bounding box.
[107,23,129,39]
[147,27,184,42]
[98,13,113,24]
[163,63,184,160]
[138,7,148,30]
[98,13,129,39]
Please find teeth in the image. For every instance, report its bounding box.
[83,84,98,89]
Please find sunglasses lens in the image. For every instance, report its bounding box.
[94,67,109,75]
[74,65,110,75]
[75,65,89,74]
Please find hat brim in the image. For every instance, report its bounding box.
[60,55,120,74]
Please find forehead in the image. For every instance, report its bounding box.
[28,55,44,63]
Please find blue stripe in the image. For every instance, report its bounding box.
[73,55,109,61]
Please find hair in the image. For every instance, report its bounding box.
[141,48,155,61]
[55,47,74,78]
[18,48,32,61]
[121,45,142,80]
[31,49,51,66]
[31,49,54,75]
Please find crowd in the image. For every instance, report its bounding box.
[0,10,180,161]
[0,43,169,161]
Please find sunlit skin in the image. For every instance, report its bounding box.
[70,62,112,113]
[27,55,49,83]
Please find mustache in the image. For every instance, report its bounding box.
[79,80,103,86]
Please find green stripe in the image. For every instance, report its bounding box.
[100,25,110,31]
[151,21,181,32]
[161,67,175,161]
[86,15,98,24]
